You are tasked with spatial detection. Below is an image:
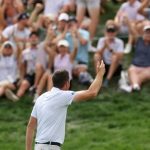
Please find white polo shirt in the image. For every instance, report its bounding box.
[97,37,124,65]
[31,87,75,144]
[0,55,17,82]
[22,47,38,75]
[2,24,30,48]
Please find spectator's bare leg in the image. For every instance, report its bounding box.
[0,83,16,96]
[0,87,5,96]
[17,80,30,98]
[128,67,140,87]
[36,72,49,95]
[68,0,76,12]
[76,5,86,25]
[47,74,53,91]
[129,68,150,86]
[106,53,123,80]
[88,6,100,40]
[34,63,45,89]
[134,69,150,86]
[74,65,87,76]
[136,21,145,35]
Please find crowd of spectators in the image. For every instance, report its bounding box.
[0,0,150,102]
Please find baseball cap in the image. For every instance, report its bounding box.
[3,41,15,50]
[57,40,69,47]
[58,13,69,21]
[143,25,150,31]
[18,12,29,21]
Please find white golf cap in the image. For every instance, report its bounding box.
[58,13,69,21]
[143,25,150,31]
[57,39,69,47]
[3,41,15,50]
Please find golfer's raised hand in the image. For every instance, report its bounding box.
[97,60,105,76]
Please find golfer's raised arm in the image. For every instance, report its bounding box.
[73,60,105,102]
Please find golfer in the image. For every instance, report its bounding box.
[26,60,105,150]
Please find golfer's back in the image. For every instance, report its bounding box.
[31,87,75,144]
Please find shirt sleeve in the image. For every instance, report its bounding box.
[97,38,104,51]
[116,40,124,52]
[31,104,37,118]
[2,25,14,39]
[25,29,31,38]
[62,91,76,106]
[79,29,90,41]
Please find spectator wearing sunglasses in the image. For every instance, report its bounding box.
[94,20,124,87]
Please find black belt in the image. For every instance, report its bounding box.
[35,141,61,147]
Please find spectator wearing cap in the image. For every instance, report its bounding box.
[57,13,69,33]
[94,20,124,87]
[5,32,40,101]
[1,12,30,63]
[54,13,74,52]
[0,0,24,31]
[47,13,69,42]
[121,22,150,92]
[33,38,78,102]
[0,41,18,100]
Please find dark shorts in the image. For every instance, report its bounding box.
[24,74,35,86]
[78,61,88,65]
[13,79,19,88]
[105,64,122,77]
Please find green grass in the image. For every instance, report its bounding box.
[1,83,150,150]
[1,2,150,150]
[64,84,150,150]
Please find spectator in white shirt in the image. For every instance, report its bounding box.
[0,41,18,100]
[5,32,39,101]
[1,12,30,62]
[94,20,124,87]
